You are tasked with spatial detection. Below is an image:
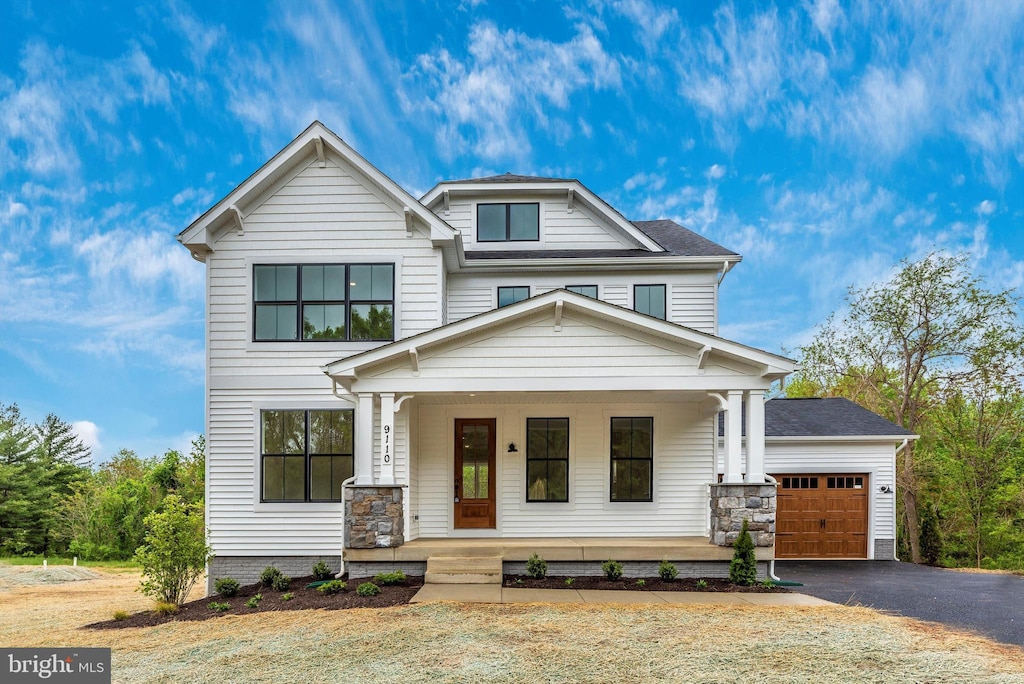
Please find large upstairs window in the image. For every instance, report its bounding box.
[477,203,540,242]
[634,284,666,320]
[253,264,394,341]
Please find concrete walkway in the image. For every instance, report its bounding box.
[411,584,834,606]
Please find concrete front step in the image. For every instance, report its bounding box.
[425,556,503,584]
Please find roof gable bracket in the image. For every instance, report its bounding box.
[314,136,326,167]
[566,188,575,214]
[697,344,712,371]
[442,189,450,215]
[404,207,415,237]
[553,299,564,332]
[409,347,419,375]
[229,205,245,236]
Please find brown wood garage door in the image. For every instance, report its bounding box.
[774,474,868,559]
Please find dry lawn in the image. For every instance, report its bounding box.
[1,564,1023,683]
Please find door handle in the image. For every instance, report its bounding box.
[820,518,826,530]
[454,479,460,503]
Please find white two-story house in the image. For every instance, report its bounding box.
[178,122,914,588]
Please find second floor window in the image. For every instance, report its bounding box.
[566,285,598,298]
[498,286,530,308]
[634,284,666,320]
[478,203,540,242]
[254,264,394,341]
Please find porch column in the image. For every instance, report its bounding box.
[744,391,766,484]
[354,392,375,485]
[723,390,744,483]
[378,393,395,486]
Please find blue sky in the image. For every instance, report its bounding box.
[1,0,1022,463]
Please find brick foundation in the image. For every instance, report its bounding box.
[344,485,405,549]
[709,482,776,547]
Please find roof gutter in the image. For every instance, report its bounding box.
[454,255,742,273]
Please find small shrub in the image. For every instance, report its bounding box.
[729,519,758,586]
[696,579,708,590]
[213,577,240,597]
[260,566,283,587]
[281,592,294,601]
[154,601,179,616]
[245,593,263,608]
[356,582,381,597]
[134,495,211,605]
[635,579,646,587]
[514,578,524,586]
[525,553,548,579]
[602,559,623,581]
[208,601,230,612]
[271,574,292,591]
[920,506,942,566]
[373,570,407,585]
[318,580,347,595]
[312,560,333,580]
[564,577,575,587]
[761,578,776,588]
[658,559,678,581]
[112,610,130,621]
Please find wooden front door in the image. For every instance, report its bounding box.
[775,473,868,559]
[454,419,496,529]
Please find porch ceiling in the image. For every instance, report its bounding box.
[345,537,774,563]
[410,390,722,404]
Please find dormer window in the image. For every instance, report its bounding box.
[477,203,539,242]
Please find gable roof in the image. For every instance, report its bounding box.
[177,121,456,259]
[718,397,917,439]
[324,289,797,387]
[444,172,570,184]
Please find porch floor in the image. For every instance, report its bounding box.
[345,536,774,563]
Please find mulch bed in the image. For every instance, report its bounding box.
[84,575,424,629]
[503,575,789,592]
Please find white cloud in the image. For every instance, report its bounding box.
[705,163,727,180]
[838,66,930,157]
[804,0,844,43]
[975,199,996,215]
[623,171,666,192]
[71,420,102,458]
[612,0,680,55]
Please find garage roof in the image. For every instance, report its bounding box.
[720,397,916,438]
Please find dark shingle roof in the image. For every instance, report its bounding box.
[443,172,572,184]
[718,398,914,438]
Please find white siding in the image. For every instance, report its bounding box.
[414,400,712,538]
[446,271,718,332]
[446,197,635,251]
[204,154,439,557]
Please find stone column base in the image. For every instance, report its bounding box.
[709,482,776,547]
[344,486,404,549]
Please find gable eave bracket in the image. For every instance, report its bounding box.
[404,207,415,237]
[314,136,326,168]
[554,299,564,332]
[442,189,451,216]
[409,347,420,375]
[566,188,575,214]
[229,205,245,236]
[697,344,712,370]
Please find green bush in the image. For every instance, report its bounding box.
[696,579,708,590]
[564,577,575,587]
[601,559,623,581]
[154,601,178,616]
[311,560,333,580]
[729,519,757,586]
[525,553,548,579]
[635,579,646,587]
[373,570,407,586]
[245,593,263,608]
[112,610,130,621]
[356,582,381,597]
[281,592,294,601]
[317,580,346,595]
[658,559,678,581]
[271,574,292,591]
[213,577,240,597]
[920,506,942,566]
[259,566,283,587]
[208,601,230,612]
[133,495,211,605]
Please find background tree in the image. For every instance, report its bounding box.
[0,404,49,554]
[799,253,1023,562]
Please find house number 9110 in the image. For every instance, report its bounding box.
[383,424,391,464]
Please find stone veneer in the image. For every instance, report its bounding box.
[344,485,404,549]
[709,483,776,547]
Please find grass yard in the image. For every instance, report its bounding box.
[1,563,1022,683]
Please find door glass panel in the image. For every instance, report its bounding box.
[460,424,489,500]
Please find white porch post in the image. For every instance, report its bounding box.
[354,392,375,485]
[723,390,744,483]
[378,393,395,485]
[744,390,766,484]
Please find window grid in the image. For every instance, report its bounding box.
[526,418,570,503]
[634,284,667,320]
[497,286,530,308]
[610,417,654,502]
[477,202,540,242]
[260,409,354,503]
[566,285,598,298]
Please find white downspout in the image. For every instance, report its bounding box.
[337,474,357,578]
[892,439,909,561]
[764,474,781,581]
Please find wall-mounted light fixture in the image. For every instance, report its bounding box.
[507,442,518,453]
[879,485,892,494]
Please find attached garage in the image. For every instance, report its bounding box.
[724,398,916,560]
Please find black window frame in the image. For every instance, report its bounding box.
[497,286,531,308]
[633,284,667,320]
[566,285,598,299]
[525,418,570,503]
[476,202,540,242]
[260,409,354,503]
[609,416,654,502]
[253,263,395,342]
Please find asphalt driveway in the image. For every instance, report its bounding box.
[777,560,1024,647]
